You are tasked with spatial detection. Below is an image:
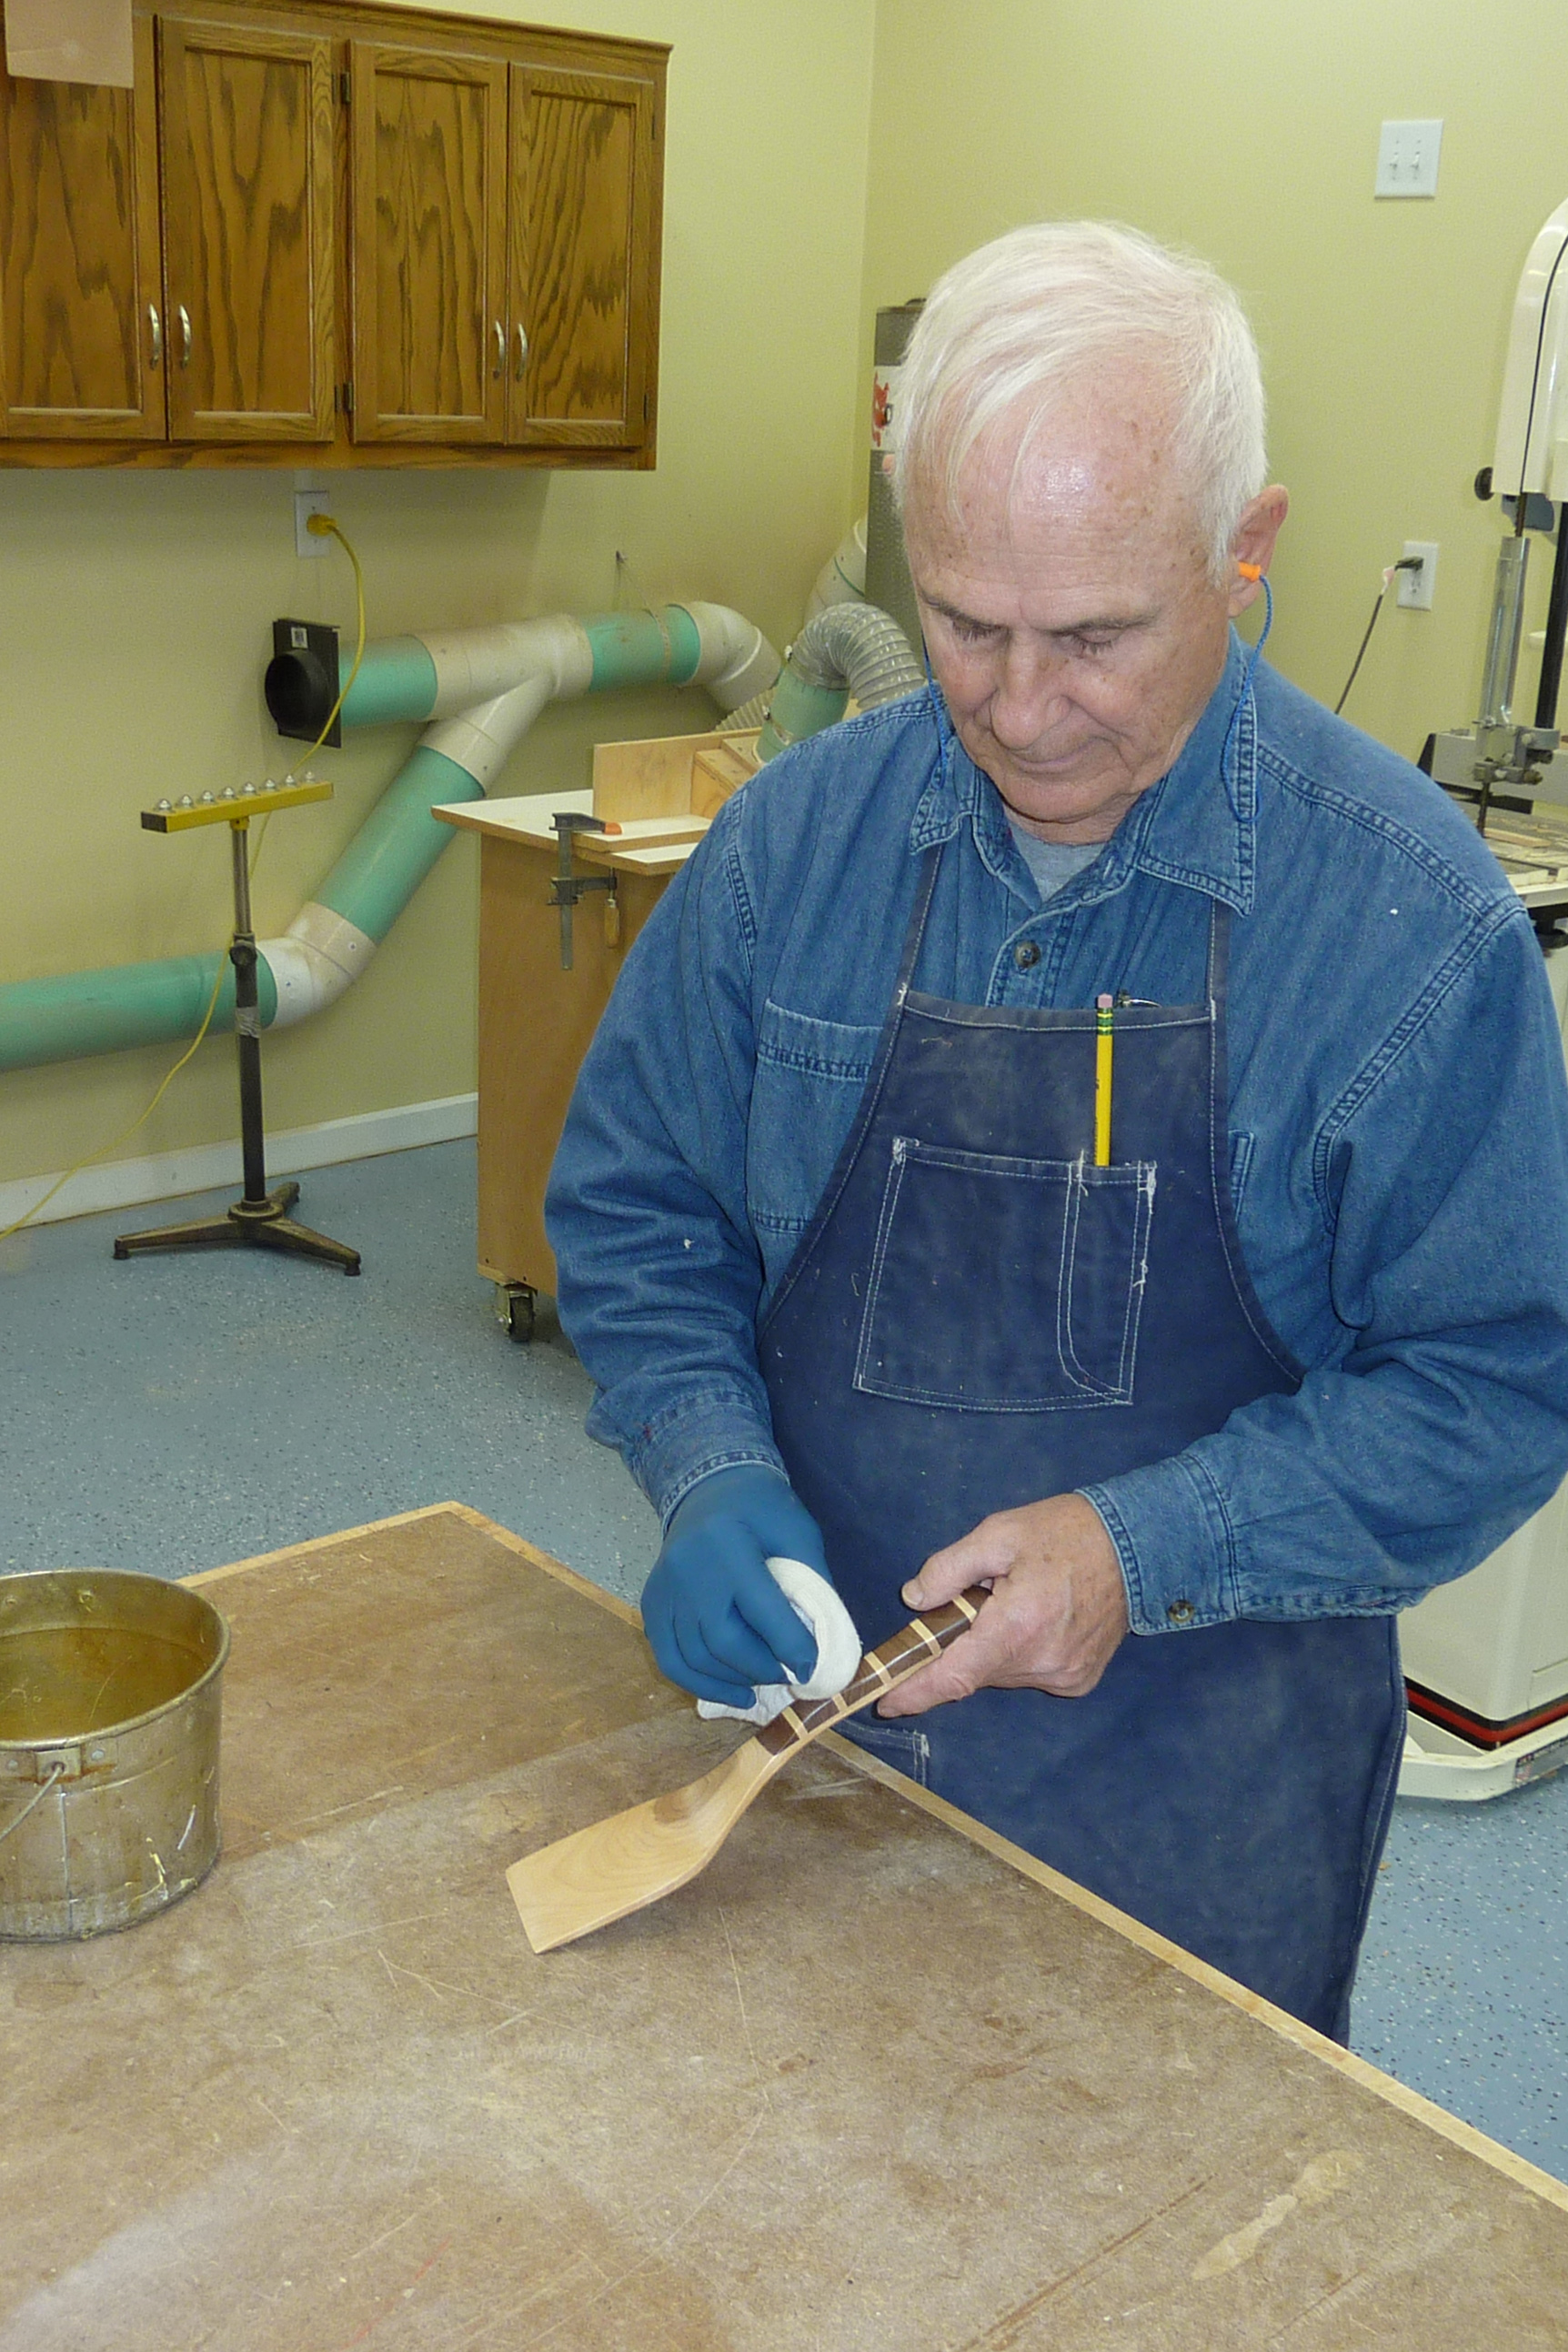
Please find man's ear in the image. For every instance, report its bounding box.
[1227,487,1290,616]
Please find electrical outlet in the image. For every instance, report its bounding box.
[1398,542,1438,609]
[1375,120,1442,199]
[295,488,331,558]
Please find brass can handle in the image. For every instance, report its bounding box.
[176,304,192,366]
[514,321,528,379]
[493,319,506,377]
[147,304,162,367]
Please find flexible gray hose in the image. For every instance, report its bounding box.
[723,687,773,732]
[721,602,923,757]
[788,601,925,708]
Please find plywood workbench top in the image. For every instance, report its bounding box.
[4,1503,1567,2351]
[437,790,709,875]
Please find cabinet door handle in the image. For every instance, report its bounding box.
[176,304,192,366]
[147,305,162,367]
[493,319,506,377]
[514,322,528,379]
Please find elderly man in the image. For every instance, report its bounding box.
[547,222,1568,2038]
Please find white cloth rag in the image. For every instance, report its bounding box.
[695,1555,863,1726]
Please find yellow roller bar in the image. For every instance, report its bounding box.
[141,779,332,834]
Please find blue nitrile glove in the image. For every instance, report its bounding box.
[642,1466,832,1707]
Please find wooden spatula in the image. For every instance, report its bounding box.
[508,1587,987,1952]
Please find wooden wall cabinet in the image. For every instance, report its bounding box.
[509,62,656,450]
[160,13,337,440]
[0,15,166,438]
[350,36,508,444]
[0,0,666,467]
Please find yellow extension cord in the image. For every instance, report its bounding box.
[0,517,367,1250]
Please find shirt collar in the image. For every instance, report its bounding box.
[908,629,1257,915]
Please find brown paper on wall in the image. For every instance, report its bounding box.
[5,0,134,87]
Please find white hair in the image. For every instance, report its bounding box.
[891,221,1268,581]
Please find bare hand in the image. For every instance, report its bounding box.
[879,1493,1130,1716]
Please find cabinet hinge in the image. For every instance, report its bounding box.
[643,391,650,423]
[339,70,350,105]
[338,381,354,416]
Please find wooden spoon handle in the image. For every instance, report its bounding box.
[754,1585,990,1759]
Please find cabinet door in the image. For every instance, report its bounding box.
[350,40,508,442]
[0,12,166,439]
[507,62,658,451]
[158,14,336,442]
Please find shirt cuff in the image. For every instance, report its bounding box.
[590,1385,787,1526]
[1079,1451,1236,1633]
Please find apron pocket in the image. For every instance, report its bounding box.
[853,1137,1156,1412]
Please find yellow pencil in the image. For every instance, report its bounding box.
[1094,993,1114,1166]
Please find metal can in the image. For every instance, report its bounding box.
[0,1569,228,1940]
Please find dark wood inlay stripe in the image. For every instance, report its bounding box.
[758,1589,988,1756]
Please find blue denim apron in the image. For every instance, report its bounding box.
[758,842,1403,2039]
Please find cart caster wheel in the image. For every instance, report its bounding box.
[496,1282,537,1344]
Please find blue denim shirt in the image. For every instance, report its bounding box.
[548,635,1568,1633]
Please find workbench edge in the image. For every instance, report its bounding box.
[183,1500,1568,2216]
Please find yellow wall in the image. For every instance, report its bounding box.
[0,0,876,1189]
[861,0,1568,766]
[10,0,1566,1197]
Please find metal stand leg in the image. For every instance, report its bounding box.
[115,824,360,1275]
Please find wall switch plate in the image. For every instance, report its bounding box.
[295,488,331,558]
[1399,541,1438,609]
[1376,120,1442,198]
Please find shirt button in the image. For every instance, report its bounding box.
[1167,1599,1195,1625]
[1013,940,1040,970]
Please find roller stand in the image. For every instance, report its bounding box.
[115,819,359,1276]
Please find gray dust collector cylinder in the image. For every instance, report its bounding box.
[865,303,924,660]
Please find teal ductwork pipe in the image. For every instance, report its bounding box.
[337,637,439,730]
[583,606,703,691]
[758,668,850,760]
[311,745,480,946]
[0,600,780,1076]
[0,952,274,1071]
[271,607,709,740]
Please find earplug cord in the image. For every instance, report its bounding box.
[0,519,367,1251]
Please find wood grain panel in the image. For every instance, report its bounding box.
[159,15,336,440]
[0,12,164,438]
[473,833,666,1292]
[508,62,655,448]
[351,39,506,441]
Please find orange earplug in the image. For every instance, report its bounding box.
[1237,561,1263,582]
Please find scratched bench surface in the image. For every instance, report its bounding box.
[4,1503,1566,2352]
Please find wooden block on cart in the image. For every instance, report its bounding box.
[592,728,761,822]
[691,732,761,816]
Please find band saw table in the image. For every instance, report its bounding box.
[5,1502,1568,2351]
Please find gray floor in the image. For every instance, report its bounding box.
[0,1140,658,1600]
[3,1139,1565,2183]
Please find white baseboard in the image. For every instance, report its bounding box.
[0,1093,477,1232]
